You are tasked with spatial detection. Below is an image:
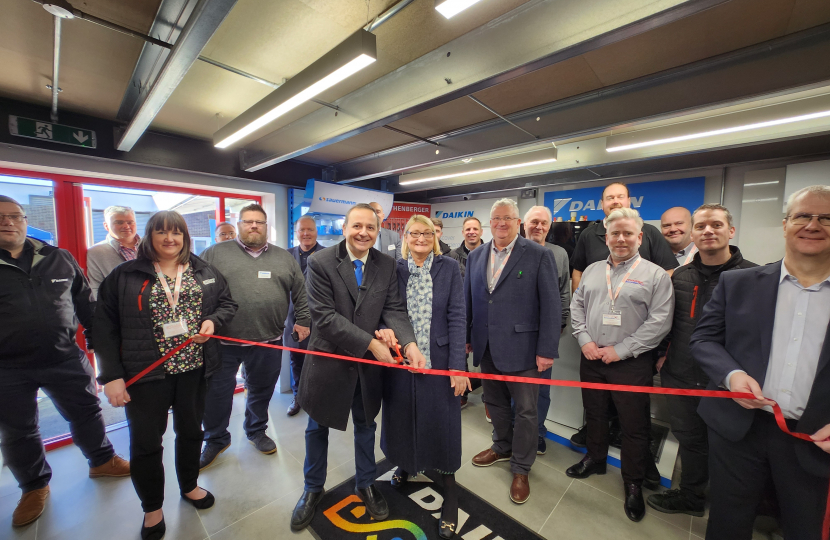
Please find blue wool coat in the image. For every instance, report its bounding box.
[381,254,466,473]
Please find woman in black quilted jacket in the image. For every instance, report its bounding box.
[94,211,237,540]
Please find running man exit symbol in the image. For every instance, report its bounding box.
[35,122,52,139]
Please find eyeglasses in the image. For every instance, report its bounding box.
[407,231,435,239]
[490,216,518,223]
[787,213,830,226]
[217,232,235,238]
[0,214,27,223]
[239,220,267,226]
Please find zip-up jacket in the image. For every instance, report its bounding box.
[661,246,757,387]
[0,238,94,368]
[94,253,238,385]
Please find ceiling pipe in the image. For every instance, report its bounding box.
[364,0,416,32]
[49,15,61,123]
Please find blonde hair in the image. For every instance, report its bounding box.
[605,207,643,231]
[402,214,441,259]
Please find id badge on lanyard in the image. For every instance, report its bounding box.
[604,257,641,326]
[154,263,188,338]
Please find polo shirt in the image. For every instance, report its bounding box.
[571,220,678,273]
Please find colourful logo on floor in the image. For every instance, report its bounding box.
[324,495,427,540]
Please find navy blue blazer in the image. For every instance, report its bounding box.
[465,235,561,372]
[283,243,325,347]
[395,255,466,371]
[691,261,830,477]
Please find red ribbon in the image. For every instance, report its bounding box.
[123,333,830,539]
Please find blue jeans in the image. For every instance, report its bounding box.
[202,344,281,447]
[303,383,377,492]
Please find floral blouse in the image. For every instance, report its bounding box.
[150,266,204,374]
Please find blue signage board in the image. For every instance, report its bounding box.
[544,177,705,221]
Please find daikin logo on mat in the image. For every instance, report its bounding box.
[435,210,475,219]
[319,196,357,205]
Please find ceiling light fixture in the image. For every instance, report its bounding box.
[41,0,75,18]
[214,30,376,149]
[400,157,557,186]
[435,0,485,19]
[606,109,830,152]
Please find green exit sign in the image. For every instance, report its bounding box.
[9,116,97,148]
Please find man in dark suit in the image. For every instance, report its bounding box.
[290,203,425,532]
[285,215,326,416]
[467,198,561,504]
[691,185,830,540]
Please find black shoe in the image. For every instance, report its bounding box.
[569,425,587,448]
[537,436,547,455]
[199,443,230,471]
[624,483,646,522]
[438,515,457,539]
[181,489,215,510]
[287,398,301,416]
[248,432,277,455]
[644,457,660,490]
[290,490,325,531]
[566,456,607,479]
[390,467,409,488]
[141,517,166,540]
[355,485,389,521]
[459,396,468,409]
[647,489,705,517]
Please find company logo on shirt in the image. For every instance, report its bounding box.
[435,210,474,219]
[51,278,69,283]
[625,279,644,286]
[318,196,357,205]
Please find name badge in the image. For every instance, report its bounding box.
[387,245,395,250]
[258,271,271,279]
[202,278,215,285]
[602,312,622,326]
[162,319,188,338]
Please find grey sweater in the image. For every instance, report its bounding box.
[86,236,132,300]
[200,241,310,342]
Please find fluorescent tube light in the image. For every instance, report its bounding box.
[744,181,780,187]
[214,30,377,149]
[606,109,830,153]
[435,0,485,19]
[399,158,557,186]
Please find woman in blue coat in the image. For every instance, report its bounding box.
[377,215,470,539]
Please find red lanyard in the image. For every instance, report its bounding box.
[153,263,184,314]
[605,256,642,310]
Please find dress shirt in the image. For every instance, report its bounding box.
[571,253,674,360]
[345,244,369,265]
[486,235,518,292]
[111,234,139,261]
[674,242,697,266]
[236,236,268,258]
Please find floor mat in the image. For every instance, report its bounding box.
[309,459,544,540]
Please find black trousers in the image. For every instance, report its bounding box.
[661,370,708,503]
[580,352,652,485]
[480,345,540,475]
[0,352,114,493]
[707,412,829,540]
[125,367,206,513]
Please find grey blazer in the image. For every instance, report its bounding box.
[297,240,416,431]
[86,236,134,300]
[376,227,401,260]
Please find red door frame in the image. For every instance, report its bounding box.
[1,166,263,450]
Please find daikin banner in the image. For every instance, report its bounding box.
[305,180,394,216]
[543,177,705,221]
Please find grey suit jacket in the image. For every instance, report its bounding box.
[376,227,401,260]
[297,240,416,431]
[86,236,134,300]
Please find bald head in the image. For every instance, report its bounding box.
[368,202,385,222]
[661,206,692,253]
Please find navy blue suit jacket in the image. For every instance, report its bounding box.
[691,261,830,477]
[283,243,325,347]
[465,235,561,372]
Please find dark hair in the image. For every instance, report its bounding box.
[240,203,267,221]
[345,203,381,227]
[693,203,734,227]
[138,211,191,265]
[602,182,630,199]
[461,216,482,228]
[0,195,24,211]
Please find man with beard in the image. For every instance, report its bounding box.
[199,204,310,467]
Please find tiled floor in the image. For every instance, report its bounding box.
[0,389,781,540]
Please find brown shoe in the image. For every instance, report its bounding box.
[287,398,301,416]
[510,473,530,504]
[472,448,511,467]
[89,455,131,478]
[12,486,49,527]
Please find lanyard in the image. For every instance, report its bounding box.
[489,245,512,290]
[153,262,184,314]
[606,256,642,310]
[682,244,698,265]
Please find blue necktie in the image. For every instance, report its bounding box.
[353,260,363,287]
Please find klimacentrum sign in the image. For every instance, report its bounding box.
[9,116,97,149]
